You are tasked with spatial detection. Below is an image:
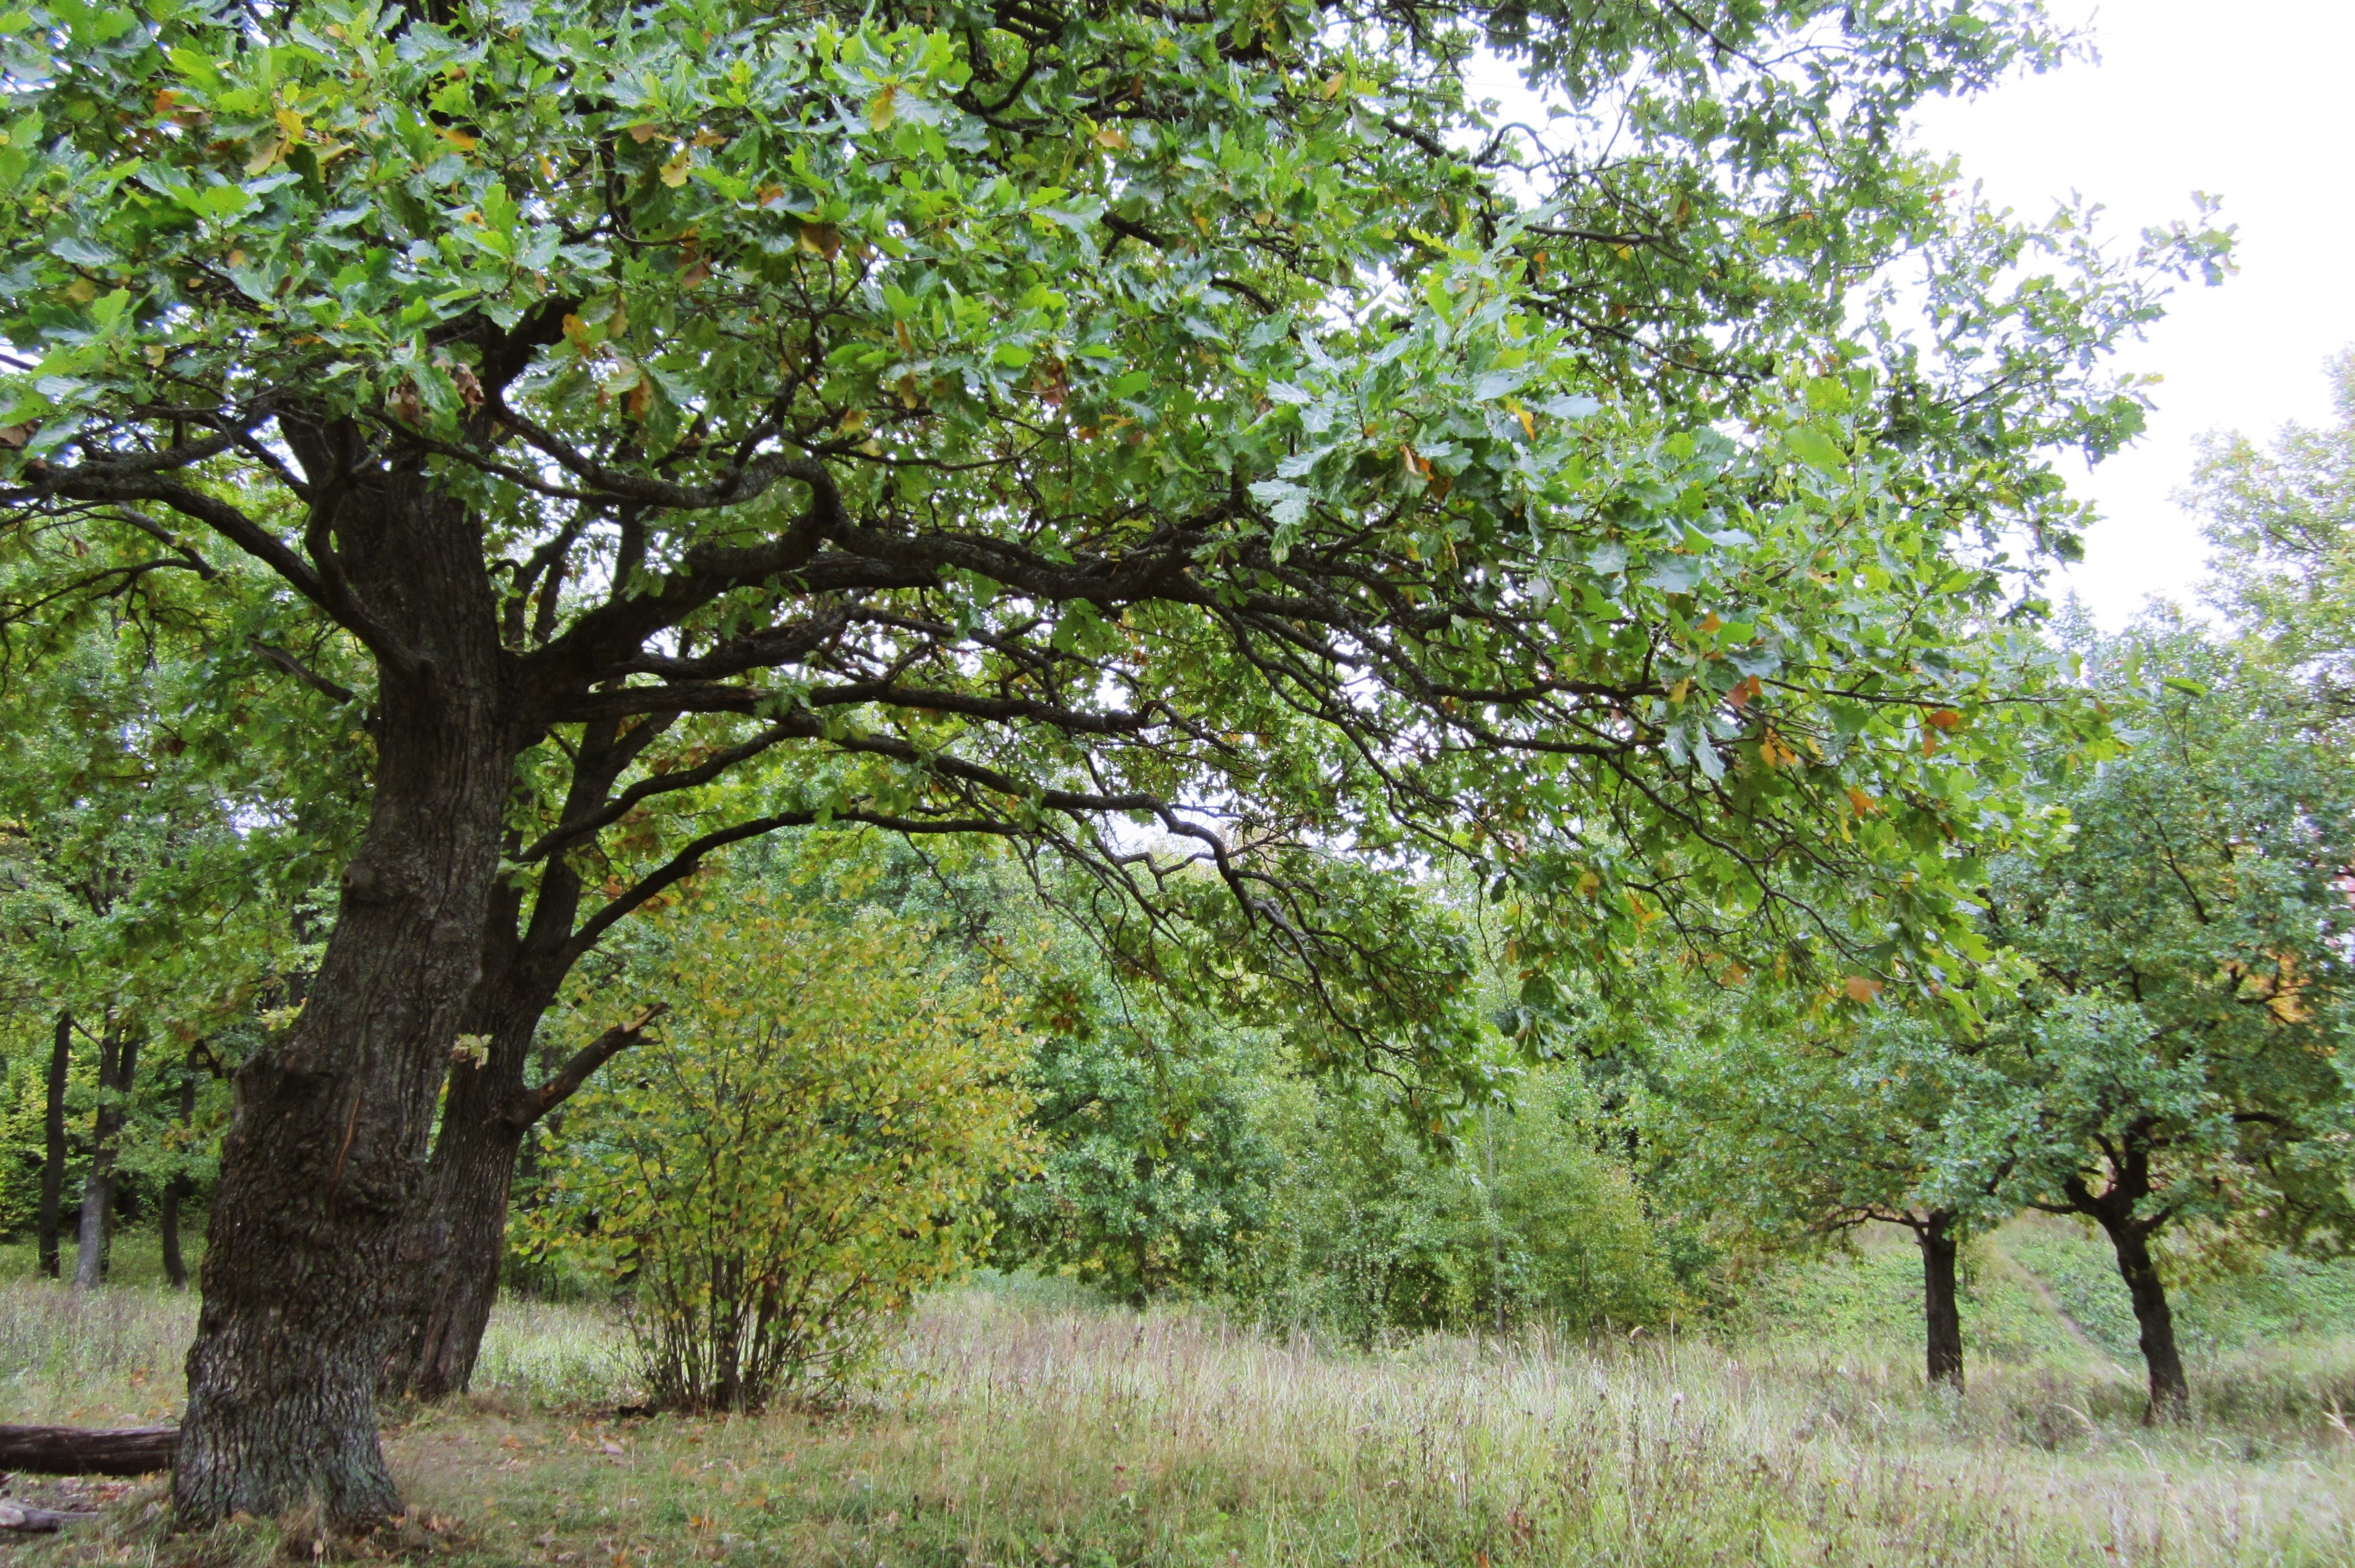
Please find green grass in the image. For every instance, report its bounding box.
[0,1257,2351,1567]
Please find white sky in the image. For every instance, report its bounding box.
[1910,1,2355,626]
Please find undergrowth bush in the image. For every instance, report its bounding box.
[522,891,1034,1411]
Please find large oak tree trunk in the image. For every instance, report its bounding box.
[1915,1211,1963,1392]
[171,461,517,1530]
[2101,1217,2189,1420]
[38,1011,69,1280]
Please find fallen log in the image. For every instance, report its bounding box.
[0,1499,95,1533]
[0,1423,177,1476]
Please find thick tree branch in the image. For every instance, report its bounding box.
[516,1003,667,1124]
[247,638,359,706]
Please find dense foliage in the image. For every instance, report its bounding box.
[1240,1069,1680,1342]
[0,0,2223,1104]
[996,1001,1282,1308]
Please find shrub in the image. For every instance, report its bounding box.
[526,893,1035,1411]
[993,998,1282,1307]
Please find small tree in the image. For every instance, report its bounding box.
[998,1002,1281,1308]
[1245,1068,1676,1343]
[1648,1004,2010,1392]
[1953,630,2355,1418]
[528,891,1033,1411]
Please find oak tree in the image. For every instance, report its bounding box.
[1955,631,2355,1417]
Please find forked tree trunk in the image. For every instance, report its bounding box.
[37,1011,69,1280]
[382,971,664,1399]
[1915,1211,1963,1392]
[171,461,517,1530]
[74,1027,136,1291]
[2100,1217,2189,1420]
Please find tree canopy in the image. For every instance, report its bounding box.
[2,0,2220,1038]
[2191,348,2355,729]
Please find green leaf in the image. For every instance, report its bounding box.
[1785,426,1847,473]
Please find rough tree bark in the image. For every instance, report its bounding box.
[170,453,519,1529]
[379,978,543,1404]
[73,1025,135,1291]
[381,979,662,1401]
[37,1011,68,1280]
[1915,1210,1963,1392]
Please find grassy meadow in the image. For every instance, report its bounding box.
[0,1225,2351,1566]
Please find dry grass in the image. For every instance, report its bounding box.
[4,1277,2354,1566]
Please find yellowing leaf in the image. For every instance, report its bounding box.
[1842,975,1883,1004]
[659,150,692,187]
[868,83,899,129]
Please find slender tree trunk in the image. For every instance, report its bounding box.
[74,1026,135,1291]
[380,979,662,1400]
[37,1012,69,1280]
[1916,1211,1963,1392]
[380,1024,535,1403]
[161,1064,199,1291]
[171,461,517,1530]
[380,712,664,1403]
[2101,1217,2190,1420]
